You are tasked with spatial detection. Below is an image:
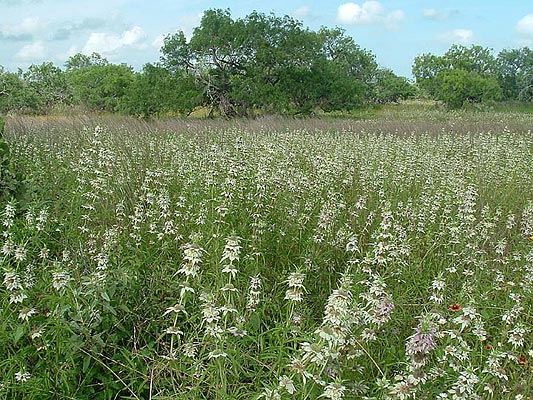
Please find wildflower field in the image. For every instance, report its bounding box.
[1,111,533,399]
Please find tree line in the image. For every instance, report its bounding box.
[0,9,531,116]
[0,9,415,117]
[413,45,533,108]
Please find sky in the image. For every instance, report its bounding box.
[0,0,532,77]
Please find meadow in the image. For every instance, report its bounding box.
[1,108,533,399]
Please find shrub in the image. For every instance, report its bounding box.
[435,69,502,108]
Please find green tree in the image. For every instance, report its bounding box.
[23,62,72,113]
[0,67,28,113]
[65,52,108,70]
[161,9,378,116]
[121,63,201,117]
[435,69,502,108]
[413,45,504,106]
[444,45,497,77]
[65,54,134,112]
[497,48,533,101]
[412,53,446,96]
[373,68,417,104]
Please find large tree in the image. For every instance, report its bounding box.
[435,69,502,108]
[65,53,134,112]
[372,68,417,104]
[24,62,72,112]
[496,47,533,101]
[161,9,378,117]
[121,63,201,117]
[412,45,506,107]
[0,67,26,113]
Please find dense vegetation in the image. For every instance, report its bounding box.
[0,110,532,399]
[1,9,532,115]
[413,45,533,108]
[0,9,412,117]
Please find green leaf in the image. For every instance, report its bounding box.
[13,324,25,344]
[82,354,91,373]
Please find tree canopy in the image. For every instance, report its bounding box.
[160,9,381,116]
[0,9,420,117]
[413,44,532,108]
[3,9,533,116]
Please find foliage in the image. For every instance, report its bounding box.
[412,44,530,108]
[0,68,30,114]
[435,69,502,108]
[161,9,378,116]
[65,56,135,112]
[1,14,532,116]
[496,47,533,102]
[372,68,417,104]
[412,53,447,96]
[23,62,72,113]
[121,63,201,117]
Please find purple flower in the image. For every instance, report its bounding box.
[406,319,437,356]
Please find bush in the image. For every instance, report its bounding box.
[435,69,502,109]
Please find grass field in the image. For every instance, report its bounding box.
[1,110,533,399]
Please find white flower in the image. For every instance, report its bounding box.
[220,283,238,293]
[287,272,306,288]
[39,246,49,259]
[164,326,183,336]
[182,342,197,358]
[260,388,281,400]
[18,307,37,321]
[52,271,71,291]
[285,288,303,302]
[14,370,31,382]
[278,375,296,394]
[227,326,247,337]
[9,291,28,304]
[14,246,27,262]
[320,380,347,400]
[3,270,22,291]
[30,326,45,340]
[221,236,241,263]
[164,304,188,316]
[508,323,528,347]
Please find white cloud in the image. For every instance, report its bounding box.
[386,10,405,27]
[178,14,202,39]
[1,16,45,38]
[83,26,146,55]
[423,9,444,20]
[152,34,165,50]
[15,41,46,60]
[336,1,404,28]
[337,1,382,24]
[122,26,144,46]
[516,14,533,36]
[437,29,473,45]
[422,8,457,21]
[292,6,311,19]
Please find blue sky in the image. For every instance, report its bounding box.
[1,0,532,77]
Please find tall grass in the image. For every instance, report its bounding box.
[1,113,532,399]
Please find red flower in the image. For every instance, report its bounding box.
[518,356,528,365]
[486,344,492,350]
[449,303,462,312]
